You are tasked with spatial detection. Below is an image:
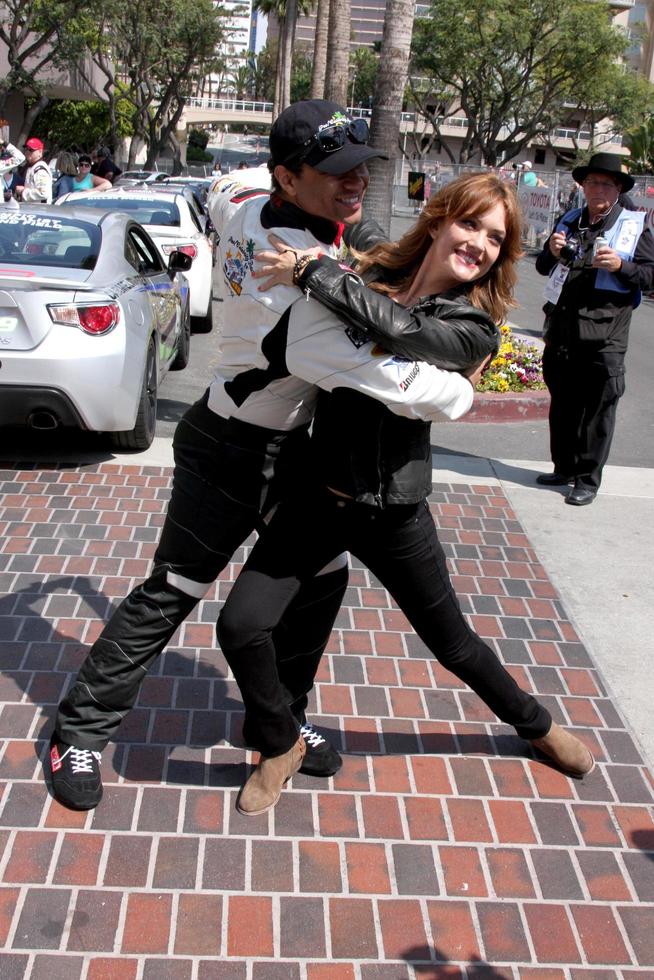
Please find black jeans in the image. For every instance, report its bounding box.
[218,490,551,756]
[542,343,626,490]
[55,395,348,750]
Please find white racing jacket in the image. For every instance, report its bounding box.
[207,175,473,431]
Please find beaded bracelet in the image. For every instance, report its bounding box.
[292,253,318,286]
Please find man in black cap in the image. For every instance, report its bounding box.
[535,152,654,505]
[47,99,391,811]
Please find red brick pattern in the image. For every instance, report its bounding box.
[0,465,652,976]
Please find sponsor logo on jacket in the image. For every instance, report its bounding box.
[223,235,256,296]
[399,362,420,392]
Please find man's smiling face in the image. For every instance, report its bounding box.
[278,162,370,226]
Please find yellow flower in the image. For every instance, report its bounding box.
[496,378,510,392]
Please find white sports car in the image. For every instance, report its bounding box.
[0,204,192,450]
[57,187,214,332]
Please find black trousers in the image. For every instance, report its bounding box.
[218,491,552,757]
[55,395,348,750]
[542,343,625,490]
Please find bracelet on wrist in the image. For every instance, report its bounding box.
[292,253,319,286]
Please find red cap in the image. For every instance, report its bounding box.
[24,137,44,151]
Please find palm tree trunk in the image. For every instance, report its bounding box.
[273,28,285,118]
[310,0,330,99]
[364,0,415,233]
[325,0,350,105]
[280,0,297,111]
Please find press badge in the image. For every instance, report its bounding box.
[543,262,570,304]
[615,220,640,257]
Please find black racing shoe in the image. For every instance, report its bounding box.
[49,736,103,810]
[298,722,342,777]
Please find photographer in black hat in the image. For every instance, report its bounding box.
[535,152,654,505]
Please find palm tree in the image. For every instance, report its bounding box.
[310,0,330,99]
[324,0,350,105]
[364,0,416,232]
[253,0,312,118]
[227,63,254,100]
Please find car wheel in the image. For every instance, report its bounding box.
[110,337,158,451]
[191,299,213,334]
[171,300,191,370]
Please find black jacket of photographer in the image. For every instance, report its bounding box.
[292,220,500,507]
[535,203,654,358]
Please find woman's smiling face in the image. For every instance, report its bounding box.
[427,201,507,289]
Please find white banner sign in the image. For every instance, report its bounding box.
[518,186,556,233]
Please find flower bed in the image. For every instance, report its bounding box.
[476,324,546,393]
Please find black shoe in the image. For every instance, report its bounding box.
[298,722,342,777]
[49,736,103,810]
[536,472,574,486]
[566,484,597,506]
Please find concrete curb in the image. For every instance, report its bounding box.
[459,387,550,423]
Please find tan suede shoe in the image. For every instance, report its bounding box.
[237,735,306,816]
[531,722,595,777]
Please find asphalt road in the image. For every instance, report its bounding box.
[3,232,653,469]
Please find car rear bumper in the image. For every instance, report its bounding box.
[0,385,87,429]
[0,343,143,432]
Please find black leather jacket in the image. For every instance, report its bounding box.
[295,243,500,507]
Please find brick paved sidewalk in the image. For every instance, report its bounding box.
[0,463,652,980]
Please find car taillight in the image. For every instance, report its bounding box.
[47,302,120,335]
[161,243,197,259]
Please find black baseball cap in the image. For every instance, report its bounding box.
[269,99,388,176]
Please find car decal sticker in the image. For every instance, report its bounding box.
[0,213,62,229]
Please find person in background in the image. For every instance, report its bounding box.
[72,154,112,192]
[14,137,52,203]
[535,152,654,505]
[92,145,122,184]
[52,151,78,200]
[0,140,25,203]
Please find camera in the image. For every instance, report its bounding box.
[559,235,580,266]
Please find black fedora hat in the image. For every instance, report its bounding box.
[571,152,634,192]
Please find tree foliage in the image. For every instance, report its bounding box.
[410,0,653,165]
[0,0,87,116]
[625,117,654,175]
[58,0,226,170]
[349,47,379,108]
[250,42,313,105]
[31,96,132,153]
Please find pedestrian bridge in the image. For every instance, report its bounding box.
[181,97,433,134]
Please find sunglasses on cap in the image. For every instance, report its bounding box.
[286,117,370,165]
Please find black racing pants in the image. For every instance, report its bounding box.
[542,343,626,490]
[55,395,348,750]
[218,491,551,757]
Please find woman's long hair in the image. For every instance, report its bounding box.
[56,151,78,177]
[356,173,523,324]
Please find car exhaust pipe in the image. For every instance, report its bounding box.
[27,411,59,431]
